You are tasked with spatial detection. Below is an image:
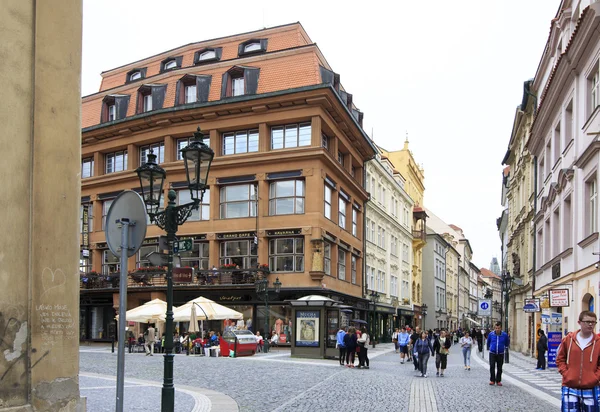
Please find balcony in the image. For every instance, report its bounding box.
[412,229,426,250]
[80,268,270,290]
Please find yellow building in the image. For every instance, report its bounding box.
[379,138,427,325]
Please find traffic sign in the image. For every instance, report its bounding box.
[478,299,492,316]
[173,238,193,253]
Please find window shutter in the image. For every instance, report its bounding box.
[244,68,260,95]
[319,66,337,87]
[215,47,223,59]
[115,96,129,119]
[259,39,268,51]
[175,80,182,106]
[196,75,212,103]
[100,101,107,123]
[152,85,167,110]
[237,43,245,56]
[175,56,183,67]
[220,72,229,98]
[339,91,349,106]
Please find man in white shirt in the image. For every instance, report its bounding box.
[144,324,156,356]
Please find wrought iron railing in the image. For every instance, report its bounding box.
[80,268,270,290]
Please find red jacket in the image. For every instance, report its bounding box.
[556,330,600,389]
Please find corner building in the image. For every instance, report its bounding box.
[79,23,376,343]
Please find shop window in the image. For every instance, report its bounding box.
[220,239,257,268]
[271,122,311,149]
[82,157,94,178]
[80,257,92,274]
[102,249,119,274]
[269,237,304,272]
[268,179,304,215]
[220,184,257,218]
[222,129,259,155]
[179,241,209,270]
[178,188,210,220]
[139,142,164,165]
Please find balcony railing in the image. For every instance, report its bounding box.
[80,268,269,290]
[412,229,426,242]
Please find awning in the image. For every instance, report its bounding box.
[464,317,481,326]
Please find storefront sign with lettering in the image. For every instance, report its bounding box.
[173,268,193,283]
[217,232,255,239]
[267,229,302,236]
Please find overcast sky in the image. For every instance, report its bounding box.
[82,0,560,269]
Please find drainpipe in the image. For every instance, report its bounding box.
[532,156,537,290]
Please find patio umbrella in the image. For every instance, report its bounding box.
[116,299,170,323]
[173,296,243,322]
[351,319,368,325]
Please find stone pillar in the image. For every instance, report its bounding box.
[0,1,83,410]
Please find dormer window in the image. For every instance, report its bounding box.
[238,39,268,56]
[101,95,130,123]
[136,84,167,114]
[175,74,212,105]
[160,56,182,72]
[194,47,222,65]
[126,68,147,83]
[221,66,260,98]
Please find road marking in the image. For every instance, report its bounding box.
[472,355,561,408]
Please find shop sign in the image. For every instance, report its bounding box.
[523,298,541,312]
[82,249,89,257]
[142,237,158,245]
[172,268,192,283]
[193,234,207,240]
[295,310,319,347]
[551,312,562,325]
[97,242,108,249]
[267,229,301,237]
[549,289,570,307]
[398,309,414,316]
[82,205,89,248]
[547,332,562,368]
[220,296,242,301]
[217,232,255,239]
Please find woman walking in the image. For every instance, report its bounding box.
[433,330,452,376]
[398,327,410,364]
[460,331,473,370]
[357,327,370,369]
[343,327,357,368]
[414,331,434,377]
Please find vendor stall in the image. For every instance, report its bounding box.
[221,329,257,357]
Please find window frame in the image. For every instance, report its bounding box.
[105,150,128,174]
[178,188,210,221]
[139,142,165,165]
[271,122,312,150]
[324,185,333,220]
[338,196,347,229]
[222,129,259,155]
[338,248,346,281]
[268,179,305,216]
[219,183,257,219]
[324,242,331,276]
[269,237,304,273]
[82,157,94,178]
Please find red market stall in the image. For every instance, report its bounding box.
[221,330,257,357]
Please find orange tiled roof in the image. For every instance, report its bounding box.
[480,267,501,279]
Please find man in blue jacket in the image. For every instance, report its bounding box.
[486,322,510,386]
[336,327,347,366]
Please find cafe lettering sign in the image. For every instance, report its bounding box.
[267,229,302,236]
[82,205,89,248]
[173,268,193,284]
[219,296,242,301]
[549,289,570,307]
[217,232,255,239]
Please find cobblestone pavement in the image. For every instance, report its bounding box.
[80,343,561,412]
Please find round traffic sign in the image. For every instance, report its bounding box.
[105,190,148,257]
[480,302,489,310]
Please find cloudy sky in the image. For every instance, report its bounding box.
[82,0,560,268]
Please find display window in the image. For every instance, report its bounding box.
[256,304,293,343]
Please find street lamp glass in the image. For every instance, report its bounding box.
[181,127,214,202]
[135,150,166,215]
[274,277,282,294]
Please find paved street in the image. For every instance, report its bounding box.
[80,343,561,411]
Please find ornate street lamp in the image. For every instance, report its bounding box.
[136,127,214,412]
[422,303,428,330]
[369,290,379,348]
[255,277,282,353]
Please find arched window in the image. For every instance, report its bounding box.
[583,293,594,312]
[412,281,416,301]
[417,284,421,302]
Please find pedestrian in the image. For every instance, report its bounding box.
[556,310,600,410]
[410,326,421,371]
[487,322,510,386]
[343,327,357,368]
[536,329,548,370]
[414,331,434,377]
[126,327,135,353]
[144,324,155,356]
[392,328,400,353]
[336,326,347,366]
[398,327,411,364]
[433,329,451,377]
[459,331,473,370]
[357,327,370,369]
[474,327,484,357]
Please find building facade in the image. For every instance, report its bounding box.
[380,139,427,325]
[528,1,600,339]
[501,79,536,354]
[422,232,449,331]
[364,152,414,340]
[79,23,377,345]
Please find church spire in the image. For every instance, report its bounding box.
[403,131,409,150]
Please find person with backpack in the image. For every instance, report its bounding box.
[414,331,434,377]
[336,326,347,366]
[398,327,411,364]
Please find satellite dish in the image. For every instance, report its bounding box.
[105,190,148,257]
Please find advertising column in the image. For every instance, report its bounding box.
[547,332,562,368]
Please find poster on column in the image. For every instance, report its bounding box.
[547,332,562,368]
[296,311,319,347]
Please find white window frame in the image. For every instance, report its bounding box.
[351,255,357,284]
[268,179,305,215]
[185,84,197,104]
[324,242,331,276]
[219,184,257,219]
[108,104,116,121]
[338,196,347,229]
[164,59,177,70]
[179,188,210,221]
[199,50,216,61]
[105,150,127,174]
[140,142,165,165]
[143,93,152,112]
[352,208,358,236]
[222,129,259,155]
[338,249,346,280]
[82,157,94,178]
[271,122,311,149]
[232,76,245,96]
[324,185,333,220]
[244,42,261,52]
[269,238,304,273]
